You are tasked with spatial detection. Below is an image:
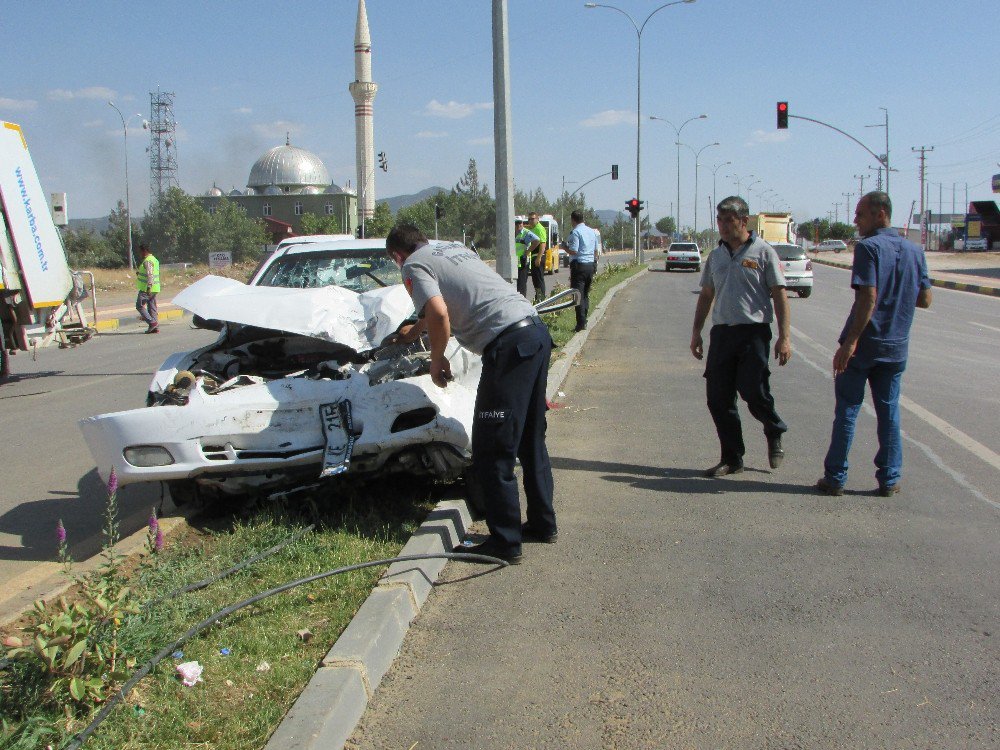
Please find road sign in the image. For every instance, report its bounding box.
[208,251,232,269]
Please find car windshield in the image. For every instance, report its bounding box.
[671,244,698,252]
[256,249,401,292]
[774,244,807,260]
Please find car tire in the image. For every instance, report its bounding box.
[167,479,199,507]
[798,289,812,298]
[462,467,487,521]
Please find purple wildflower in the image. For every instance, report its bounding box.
[56,519,67,545]
[107,468,119,497]
[155,528,164,552]
[148,509,159,535]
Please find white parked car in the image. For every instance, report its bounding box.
[79,239,484,505]
[816,239,848,253]
[664,242,701,272]
[771,243,814,298]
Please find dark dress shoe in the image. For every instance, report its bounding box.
[815,477,844,496]
[767,434,784,469]
[453,538,522,564]
[704,461,744,478]
[521,523,558,543]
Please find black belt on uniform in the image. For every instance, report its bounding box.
[486,316,542,352]
[499,315,541,337]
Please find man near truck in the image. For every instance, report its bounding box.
[526,211,547,302]
[135,243,160,333]
[514,218,541,299]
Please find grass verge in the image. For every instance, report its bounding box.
[1,481,436,750]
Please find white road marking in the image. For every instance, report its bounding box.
[969,321,1000,334]
[790,325,998,509]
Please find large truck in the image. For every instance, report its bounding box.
[1,120,93,380]
[748,212,795,244]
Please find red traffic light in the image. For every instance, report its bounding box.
[625,198,641,219]
[777,101,789,129]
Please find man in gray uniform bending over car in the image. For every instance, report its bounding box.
[386,224,556,564]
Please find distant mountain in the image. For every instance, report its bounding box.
[596,209,624,226]
[68,217,110,234]
[383,186,447,213]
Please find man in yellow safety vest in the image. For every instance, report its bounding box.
[136,243,160,333]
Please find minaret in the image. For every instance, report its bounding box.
[349,0,377,232]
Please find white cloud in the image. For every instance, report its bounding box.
[415,130,449,139]
[234,107,253,114]
[468,136,493,146]
[0,97,37,111]
[580,109,636,128]
[747,129,791,145]
[81,119,104,128]
[253,120,300,140]
[424,99,493,119]
[48,86,116,101]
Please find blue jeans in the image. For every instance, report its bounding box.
[823,359,906,488]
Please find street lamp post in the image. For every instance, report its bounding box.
[108,101,143,269]
[745,178,761,207]
[650,113,707,239]
[585,0,697,261]
[680,141,719,237]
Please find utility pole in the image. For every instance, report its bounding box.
[870,164,883,191]
[912,145,933,249]
[843,192,853,222]
[832,202,841,224]
[854,173,867,200]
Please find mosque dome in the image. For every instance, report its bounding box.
[324,182,345,194]
[205,185,224,197]
[301,185,322,195]
[263,184,282,196]
[248,136,330,193]
[229,188,243,197]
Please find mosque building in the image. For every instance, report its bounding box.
[197,137,358,242]
[198,0,376,241]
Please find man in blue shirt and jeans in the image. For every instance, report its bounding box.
[564,210,599,331]
[817,191,932,497]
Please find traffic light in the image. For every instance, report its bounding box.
[611,164,619,180]
[626,198,641,219]
[777,101,788,129]
[435,204,444,220]
[378,151,388,171]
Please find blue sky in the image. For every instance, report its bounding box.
[2,0,998,231]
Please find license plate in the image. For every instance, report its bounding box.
[319,401,355,478]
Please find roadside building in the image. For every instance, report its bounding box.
[197,137,358,241]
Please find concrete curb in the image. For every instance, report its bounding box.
[264,500,473,750]
[94,307,185,332]
[811,256,1000,297]
[265,268,648,749]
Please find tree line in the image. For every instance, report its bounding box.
[61,157,670,269]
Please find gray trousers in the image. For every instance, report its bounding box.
[136,291,158,327]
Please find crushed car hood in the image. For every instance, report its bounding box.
[172,275,415,353]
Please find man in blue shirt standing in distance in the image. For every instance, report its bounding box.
[564,210,599,331]
[816,191,932,497]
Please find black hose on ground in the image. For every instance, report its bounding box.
[63,551,506,750]
[143,523,316,609]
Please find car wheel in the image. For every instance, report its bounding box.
[462,467,487,521]
[798,289,812,298]
[695,265,701,273]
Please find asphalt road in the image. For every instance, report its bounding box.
[350,263,999,749]
[0,315,216,620]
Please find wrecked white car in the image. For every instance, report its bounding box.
[79,239,482,504]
